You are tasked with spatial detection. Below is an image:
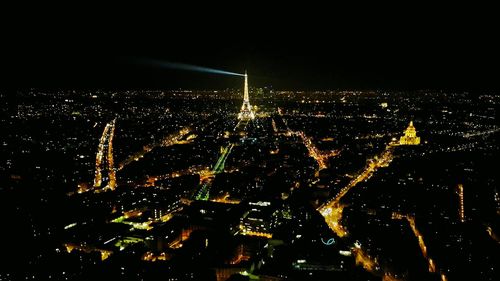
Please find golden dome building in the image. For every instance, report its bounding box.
[399,121,420,145]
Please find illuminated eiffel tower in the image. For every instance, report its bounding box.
[237,71,255,120]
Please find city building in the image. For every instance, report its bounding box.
[399,121,421,145]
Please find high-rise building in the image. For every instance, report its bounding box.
[457,184,465,223]
[93,119,117,190]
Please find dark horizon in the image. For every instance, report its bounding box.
[2,9,499,92]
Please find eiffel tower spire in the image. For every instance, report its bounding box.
[244,71,249,102]
[238,71,255,120]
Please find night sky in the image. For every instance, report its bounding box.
[2,8,499,91]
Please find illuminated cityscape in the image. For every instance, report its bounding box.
[2,81,498,280]
[1,11,499,281]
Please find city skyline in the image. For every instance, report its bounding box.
[2,75,499,280]
[1,8,499,281]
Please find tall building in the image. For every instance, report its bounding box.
[238,71,255,120]
[399,121,420,145]
[457,184,465,223]
[93,119,117,190]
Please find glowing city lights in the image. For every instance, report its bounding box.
[457,184,465,223]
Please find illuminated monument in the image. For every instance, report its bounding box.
[238,71,255,120]
[399,121,420,145]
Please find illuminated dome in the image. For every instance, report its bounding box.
[399,121,420,145]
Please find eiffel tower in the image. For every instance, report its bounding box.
[237,71,255,120]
